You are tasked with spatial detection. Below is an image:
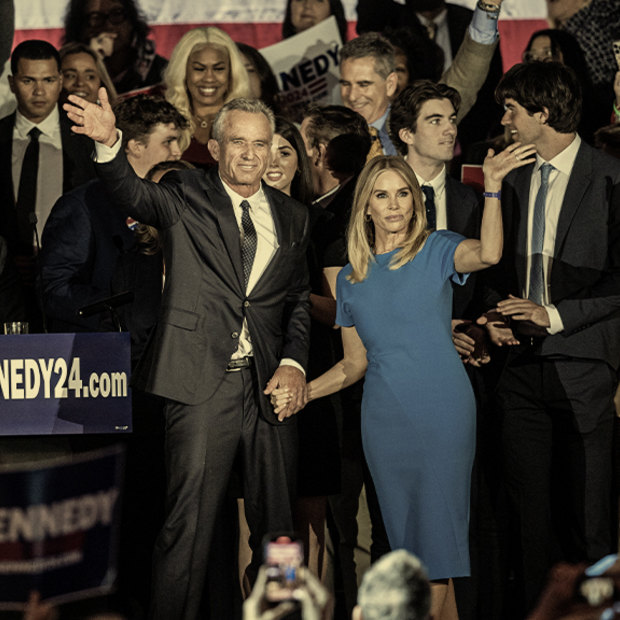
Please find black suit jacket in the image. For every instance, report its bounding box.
[445,174,481,319]
[97,153,311,420]
[487,140,620,369]
[40,179,136,332]
[0,108,96,252]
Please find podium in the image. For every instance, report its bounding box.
[0,332,132,434]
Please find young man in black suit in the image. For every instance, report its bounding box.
[65,90,311,620]
[389,80,482,332]
[483,61,620,610]
[40,94,186,333]
[0,39,95,329]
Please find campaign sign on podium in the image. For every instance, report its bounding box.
[0,333,131,434]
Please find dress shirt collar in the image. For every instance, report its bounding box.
[15,105,60,141]
[370,107,390,133]
[534,134,580,177]
[219,175,265,210]
[416,8,448,28]
[414,164,446,195]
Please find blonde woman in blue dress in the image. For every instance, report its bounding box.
[272,144,535,619]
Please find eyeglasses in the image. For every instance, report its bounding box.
[522,48,556,63]
[85,8,128,29]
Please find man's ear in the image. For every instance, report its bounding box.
[536,106,550,125]
[126,138,144,159]
[315,141,327,169]
[385,71,398,99]
[208,138,220,162]
[352,604,363,620]
[399,127,415,146]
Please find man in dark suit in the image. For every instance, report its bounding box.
[65,91,311,620]
[0,39,95,329]
[40,94,186,333]
[389,80,481,329]
[483,61,620,610]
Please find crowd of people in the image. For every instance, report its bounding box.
[2,0,620,619]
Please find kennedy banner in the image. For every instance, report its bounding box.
[0,333,132,435]
[261,16,342,122]
[0,446,125,609]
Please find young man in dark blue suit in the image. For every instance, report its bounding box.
[484,61,620,610]
[39,94,187,333]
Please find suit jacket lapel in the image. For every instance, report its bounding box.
[208,171,246,290]
[0,113,16,209]
[445,177,468,233]
[252,186,291,291]
[514,163,534,292]
[554,143,591,258]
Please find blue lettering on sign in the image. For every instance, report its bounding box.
[279,44,340,92]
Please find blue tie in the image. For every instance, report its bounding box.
[529,163,553,304]
[421,185,436,230]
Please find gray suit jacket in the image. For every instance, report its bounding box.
[488,140,620,369]
[97,152,311,420]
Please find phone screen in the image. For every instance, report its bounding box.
[263,536,304,603]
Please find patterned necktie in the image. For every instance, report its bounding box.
[529,163,553,304]
[426,22,438,40]
[16,126,41,252]
[421,185,437,230]
[240,200,257,288]
[366,125,384,161]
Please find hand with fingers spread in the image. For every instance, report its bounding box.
[482,141,537,190]
[477,310,519,347]
[264,365,307,421]
[63,86,118,146]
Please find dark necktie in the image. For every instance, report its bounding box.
[16,126,41,252]
[240,200,257,288]
[529,162,553,304]
[421,185,436,230]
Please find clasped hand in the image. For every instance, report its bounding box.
[264,366,307,422]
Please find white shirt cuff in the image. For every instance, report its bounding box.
[545,304,564,335]
[280,358,306,376]
[94,129,123,162]
[469,5,500,44]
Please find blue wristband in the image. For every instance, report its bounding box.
[483,191,501,200]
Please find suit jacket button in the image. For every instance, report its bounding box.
[231,331,239,338]
[244,300,250,308]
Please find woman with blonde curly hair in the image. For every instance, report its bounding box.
[164,26,251,168]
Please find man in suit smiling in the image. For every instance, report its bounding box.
[64,91,311,620]
[484,61,620,610]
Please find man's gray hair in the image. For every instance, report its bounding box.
[357,550,431,620]
[211,97,275,142]
[340,33,396,80]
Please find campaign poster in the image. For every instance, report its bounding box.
[0,446,125,609]
[261,16,343,122]
[0,332,132,435]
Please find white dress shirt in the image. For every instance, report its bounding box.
[414,166,448,231]
[525,134,581,335]
[12,107,63,245]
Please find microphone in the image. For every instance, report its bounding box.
[29,212,48,333]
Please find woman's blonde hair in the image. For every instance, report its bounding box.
[347,156,429,283]
[163,26,251,143]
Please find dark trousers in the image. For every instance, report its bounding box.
[497,351,616,610]
[149,366,297,620]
